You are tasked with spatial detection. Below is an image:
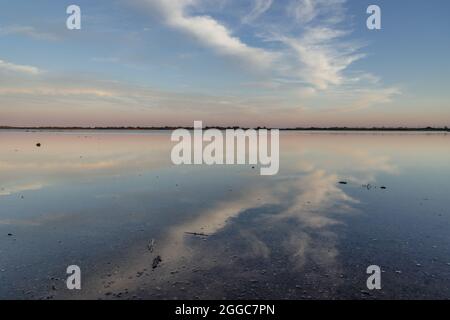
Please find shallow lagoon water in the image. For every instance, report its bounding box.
[0,130,449,299]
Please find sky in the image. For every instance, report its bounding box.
[0,0,449,127]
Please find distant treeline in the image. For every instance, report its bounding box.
[0,126,449,131]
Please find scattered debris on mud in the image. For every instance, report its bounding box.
[147,239,155,252]
[185,232,210,237]
[152,256,162,269]
[363,184,373,190]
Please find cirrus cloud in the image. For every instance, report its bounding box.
[0,59,42,75]
[137,0,276,69]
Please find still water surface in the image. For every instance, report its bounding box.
[0,130,449,299]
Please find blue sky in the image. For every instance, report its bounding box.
[0,0,449,127]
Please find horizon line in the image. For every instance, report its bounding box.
[1,126,449,132]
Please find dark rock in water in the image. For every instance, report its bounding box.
[339,181,348,185]
[36,143,41,147]
[152,256,162,269]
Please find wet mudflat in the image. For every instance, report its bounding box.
[0,130,449,300]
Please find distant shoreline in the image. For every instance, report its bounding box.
[0,126,449,132]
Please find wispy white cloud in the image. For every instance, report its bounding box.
[0,183,43,196]
[288,0,347,25]
[0,59,42,75]
[289,0,317,24]
[0,25,58,41]
[339,87,402,112]
[0,87,115,97]
[280,27,365,90]
[133,0,392,99]
[0,0,404,126]
[253,0,360,91]
[138,0,276,69]
[242,0,273,24]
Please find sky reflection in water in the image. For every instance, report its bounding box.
[0,131,449,299]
